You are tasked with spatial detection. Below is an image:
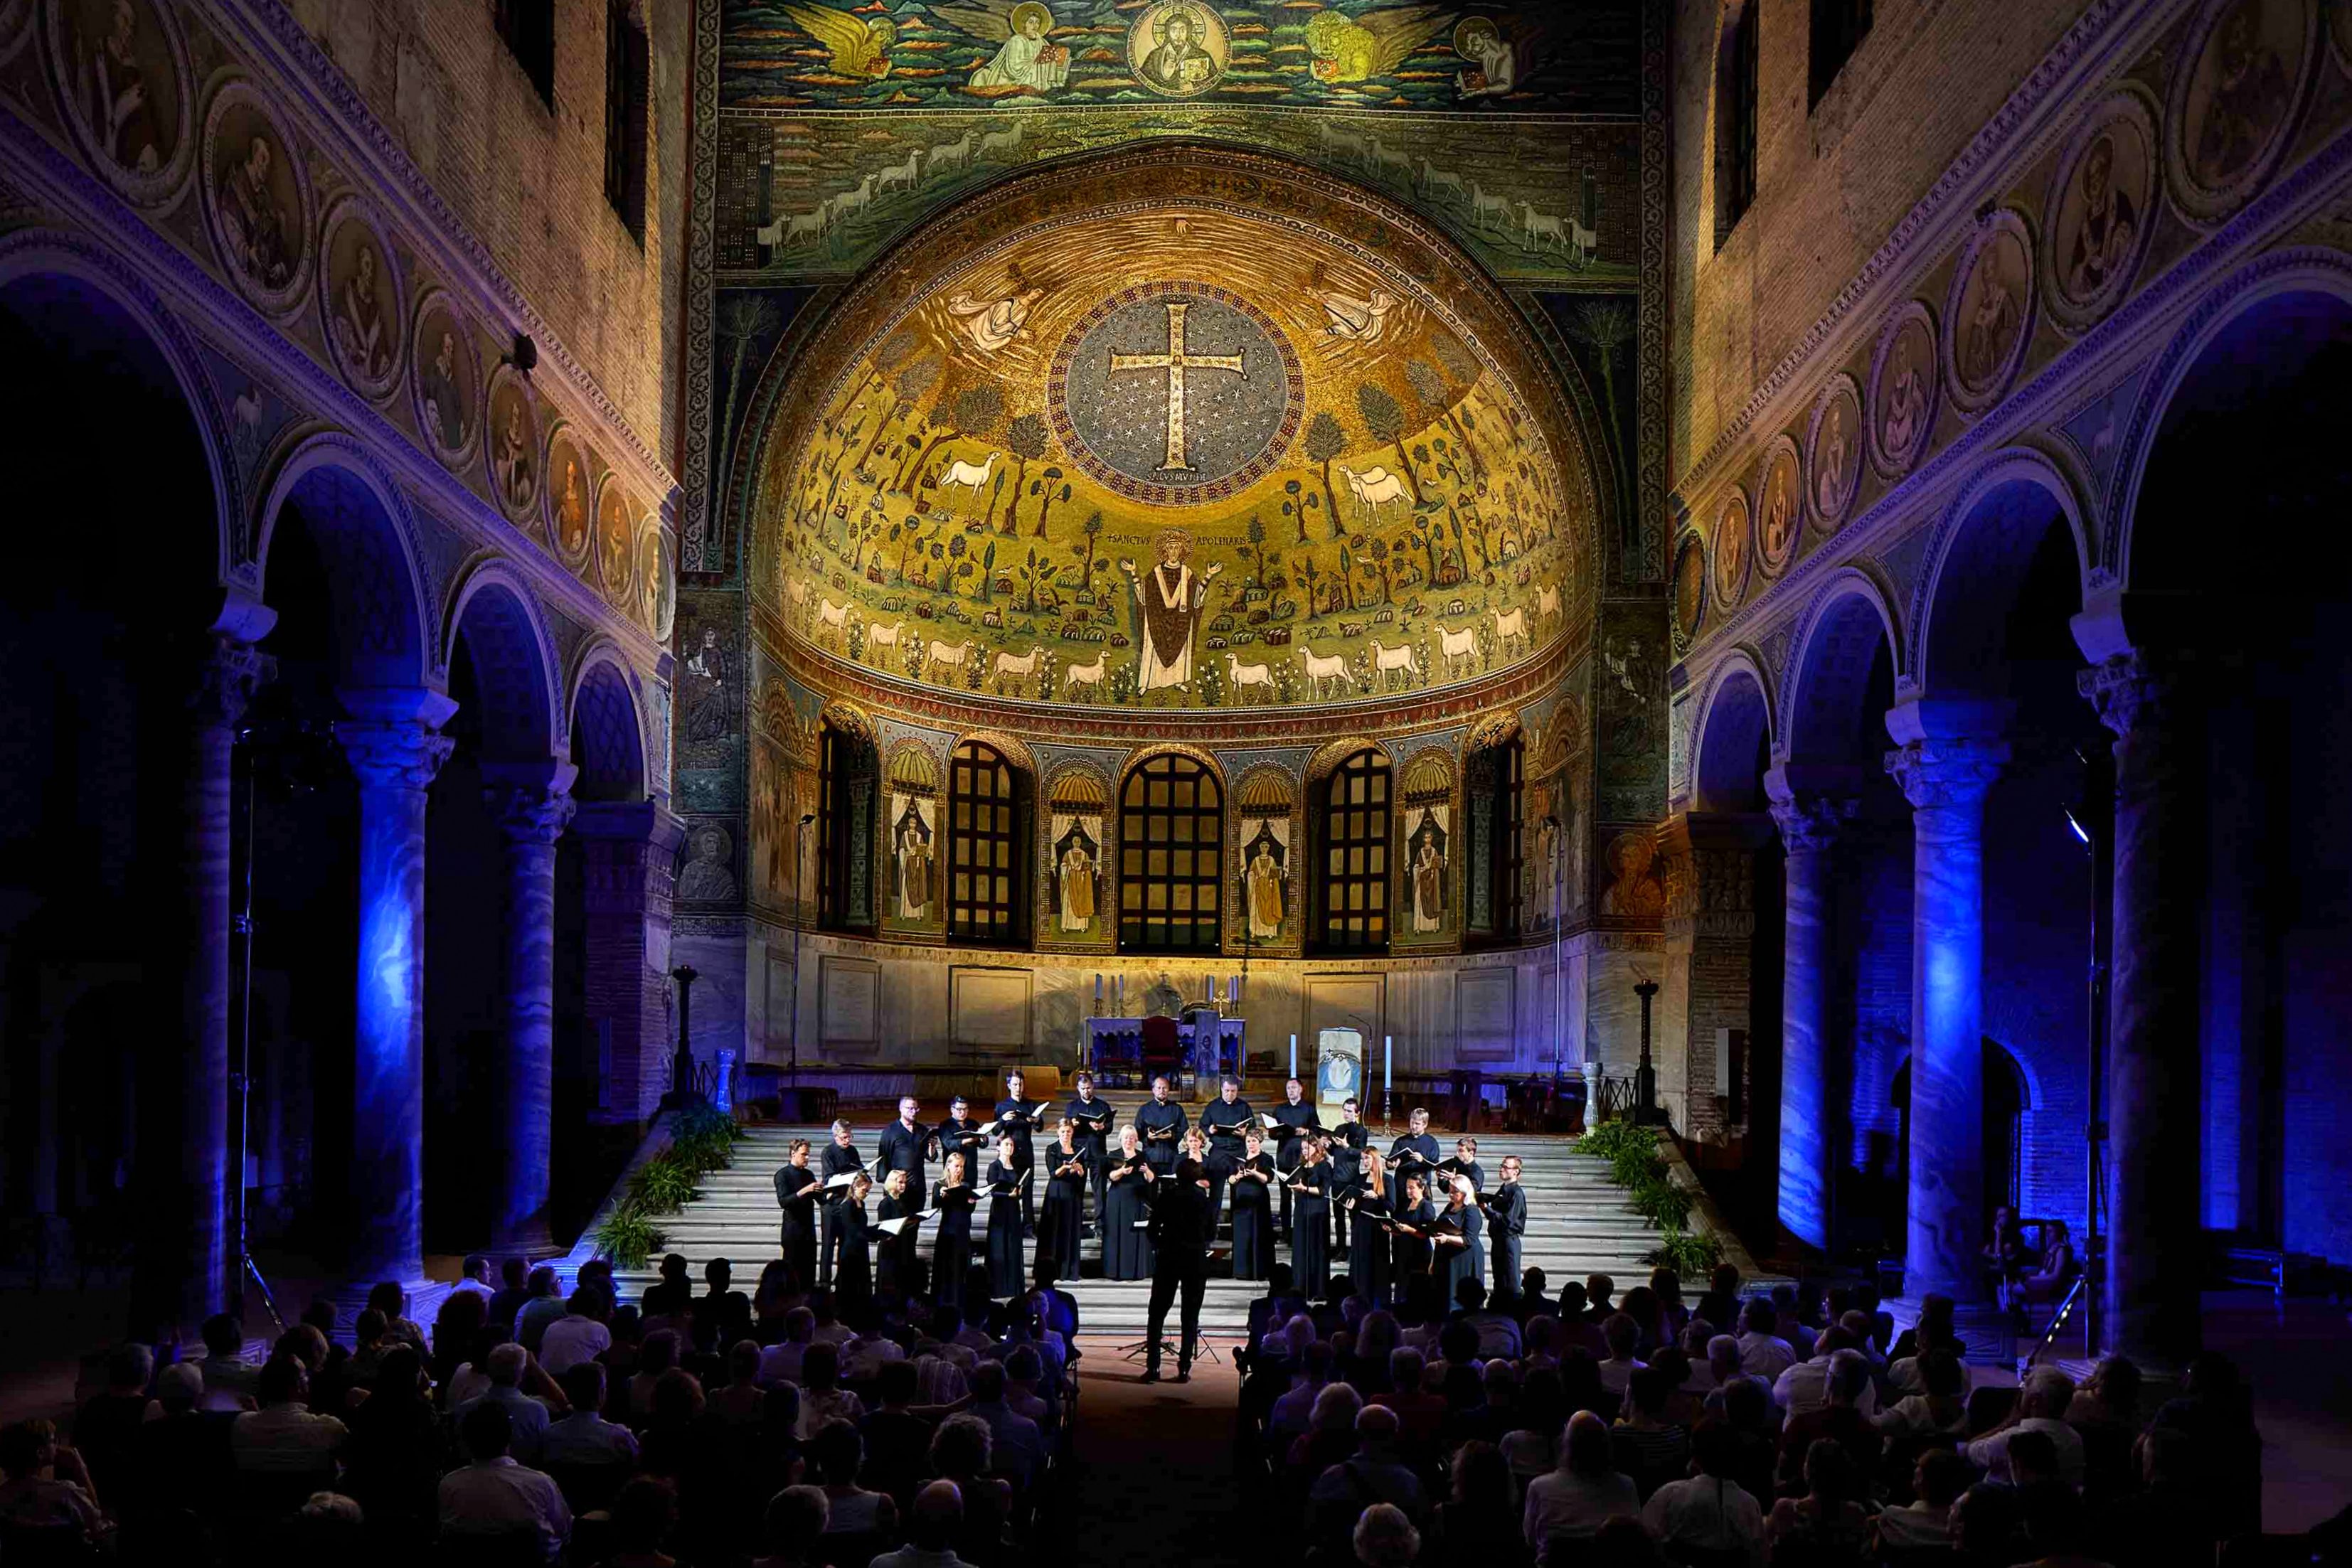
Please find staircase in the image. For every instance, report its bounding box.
[606,1107,1683,1340]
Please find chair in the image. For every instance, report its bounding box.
[0,1520,98,1567]
[813,1529,894,1568]
[1140,1015,1181,1084]
[1961,1385,2016,1436]
[432,1527,550,1567]
[546,1458,630,1514]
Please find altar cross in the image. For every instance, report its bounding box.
[1106,301,1246,472]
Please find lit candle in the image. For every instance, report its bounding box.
[1094,973,1104,1009]
[1289,1033,1298,1080]
[1383,1035,1393,1093]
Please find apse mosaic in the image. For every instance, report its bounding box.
[756,186,1589,714]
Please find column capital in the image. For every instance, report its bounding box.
[1762,764,1861,852]
[487,782,578,846]
[1883,735,2008,816]
[1767,791,1859,853]
[336,718,455,791]
[2077,648,2190,741]
[484,761,580,847]
[188,636,277,730]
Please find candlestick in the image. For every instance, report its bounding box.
[1289,1033,1298,1080]
[1383,1035,1392,1092]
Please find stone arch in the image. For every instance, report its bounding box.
[1909,449,2090,702]
[0,230,231,584]
[948,727,1037,778]
[1303,734,1392,795]
[2112,250,2352,590]
[568,646,646,801]
[1782,569,1903,764]
[1689,651,1774,813]
[255,434,435,690]
[443,559,563,763]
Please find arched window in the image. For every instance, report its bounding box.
[947,740,1026,946]
[1119,754,1222,954]
[1467,733,1525,946]
[818,719,877,933]
[1715,0,1760,248]
[1314,750,1391,954]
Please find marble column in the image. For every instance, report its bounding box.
[131,630,274,1337]
[485,766,577,1255]
[1885,734,2006,1301]
[1765,772,1858,1252]
[2081,650,2203,1367]
[334,690,456,1289]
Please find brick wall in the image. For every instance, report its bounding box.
[284,0,691,462]
[1667,0,2093,476]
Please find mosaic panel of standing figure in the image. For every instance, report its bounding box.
[760,195,1588,714]
[1395,749,1452,947]
[1232,768,1297,950]
[1041,767,1110,946]
[884,743,943,932]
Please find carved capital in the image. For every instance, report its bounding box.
[486,782,578,847]
[188,638,277,730]
[1766,791,1859,853]
[1883,736,2007,816]
[335,718,455,792]
[2077,650,2186,741]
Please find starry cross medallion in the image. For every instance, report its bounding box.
[1106,301,1247,471]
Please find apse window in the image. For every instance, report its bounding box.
[1119,754,1223,955]
[818,721,876,934]
[1809,0,1873,108]
[1315,750,1392,956]
[947,741,1026,947]
[1715,0,1760,247]
[1466,733,1525,948]
[494,0,555,108]
[605,0,650,241]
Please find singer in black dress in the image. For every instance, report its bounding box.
[984,1141,1027,1301]
[931,1152,978,1313]
[1101,1126,1158,1281]
[1039,1120,1090,1274]
[773,1138,819,1286]
[1289,1136,1334,1298]
[831,1173,878,1302]
[1391,1173,1436,1283]
[1435,1174,1486,1299]
[1344,1148,1392,1306]
[1228,1129,1277,1281]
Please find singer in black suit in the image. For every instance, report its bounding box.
[1487,1153,1527,1301]
[1143,1157,1214,1382]
[875,1097,929,1212]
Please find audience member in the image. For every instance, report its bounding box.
[1522,1411,1639,1564]
[439,1399,570,1557]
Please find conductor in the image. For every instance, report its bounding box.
[1142,1156,1215,1384]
